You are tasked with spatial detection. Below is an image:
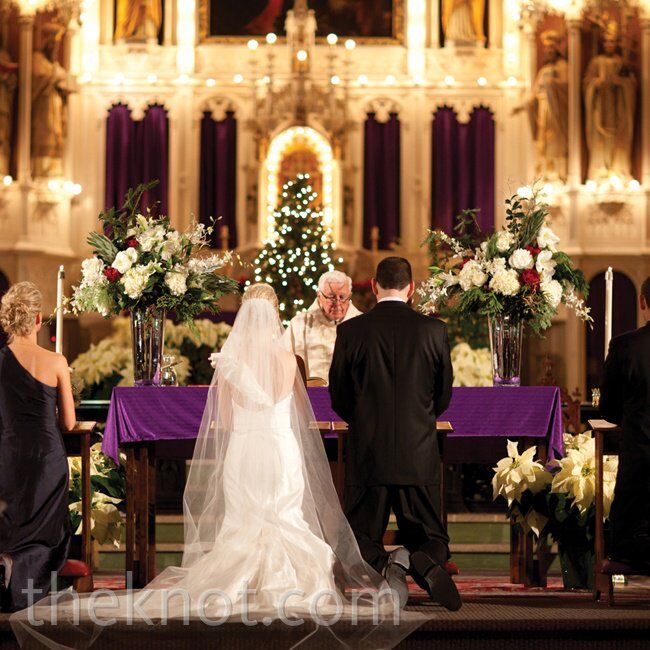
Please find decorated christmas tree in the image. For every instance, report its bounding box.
[252,173,339,322]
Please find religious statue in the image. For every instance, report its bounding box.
[31,23,74,178]
[0,43,17,177]
[442,0,485,46]
[114,0,162,44]
[512,30,568,182]
[583,21,637,181]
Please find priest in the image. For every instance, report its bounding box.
[284,271,361,383]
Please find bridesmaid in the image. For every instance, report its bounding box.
[0,282,75,611]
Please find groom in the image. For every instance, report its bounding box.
[329,257,461,610]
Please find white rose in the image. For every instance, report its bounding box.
[112,248,138,274]
[458,260,487,291]
[509,248,534,270]
[121,264,155,300]
[496,230,516,253]
[540,278,563,309]
[536,249,557,280]
[537,225,560,252]
[81,257,106,286]
[165,270,188,296]
[489,268,520,296]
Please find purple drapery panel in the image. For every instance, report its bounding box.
[105,103,169,214]
[585,271,638,390]
[105,104,134,211]
[431,106,495,234]
[199,111,237,248]
[363,113,400,249]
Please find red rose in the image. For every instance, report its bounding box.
[125,237,139,249]
[104,267,122,282]
[521,268,541,291]
[526,245,541,257]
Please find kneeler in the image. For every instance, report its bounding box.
[62,422,96,593]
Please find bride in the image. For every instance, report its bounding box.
[12,284,420,647]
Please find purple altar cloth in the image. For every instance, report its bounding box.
[102,386,563,465]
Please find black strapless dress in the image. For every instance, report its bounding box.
[0,347,70,612]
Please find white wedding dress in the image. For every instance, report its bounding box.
[12,298,423,648]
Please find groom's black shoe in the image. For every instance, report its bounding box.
[382,548,410,609]
[410,551,462,611]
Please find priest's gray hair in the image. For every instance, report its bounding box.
[318,270,352,293]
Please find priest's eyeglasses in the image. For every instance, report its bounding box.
[319,292,351,304]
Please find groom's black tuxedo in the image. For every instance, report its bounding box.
[329,299,453,571]
[329,299,453,486]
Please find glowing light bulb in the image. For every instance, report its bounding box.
[477,76,487,86]
[247,39,259,50]
[296,49,308,62]
[327,33,338,45]
[330,75,340,85]
[385,75,396,85]
[266,33,277,45]
[506,76,518,86]
[357,74,368,85]
[206,78,216,87]
[233,74,244,83]
[345,39,356,50]
[444,75,455,86]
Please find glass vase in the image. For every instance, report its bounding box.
[488,313,524,387]
[130,307,166,386]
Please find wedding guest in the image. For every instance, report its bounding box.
[283,270,361,383]
[329,257,460,610]
[0,282,74,611]
[600,275,650,571]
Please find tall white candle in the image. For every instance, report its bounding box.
[55,265,65,354]
[604,266,613,358]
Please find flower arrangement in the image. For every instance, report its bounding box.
[492,433,619,587]
[68,444,127,548]
[450,343,493,387]
[71,317,232,397]
[419,190,591,336]
[70,182,239,323]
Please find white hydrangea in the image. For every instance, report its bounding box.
[165,269,188,296]
[509,248,534,270]
[80,257,106,286]
[111,248,138,274]
[540,278,563,308]
[535,250,557,280]
[537,225,560,252]
[122,263,156,300]
[496,230,516,253]
[489,268,520,296]
[458,260,488,291]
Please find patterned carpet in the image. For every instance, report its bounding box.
[2,574,648,649]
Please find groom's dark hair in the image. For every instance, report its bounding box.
[376,257,412,290]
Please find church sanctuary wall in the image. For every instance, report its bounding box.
[0,0,648,392]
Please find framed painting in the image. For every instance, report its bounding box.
[198,1,404,44]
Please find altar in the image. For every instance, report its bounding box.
[103,385,564,588]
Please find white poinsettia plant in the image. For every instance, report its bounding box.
[70,182,239,323]
[71,317,232,395]
[492,433,618,543]
[68,443,127,548]
[450,342,492,387]
[419,189,592,335]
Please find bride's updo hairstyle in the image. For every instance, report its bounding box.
[0,281,42,338]
[242,283,279,309]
